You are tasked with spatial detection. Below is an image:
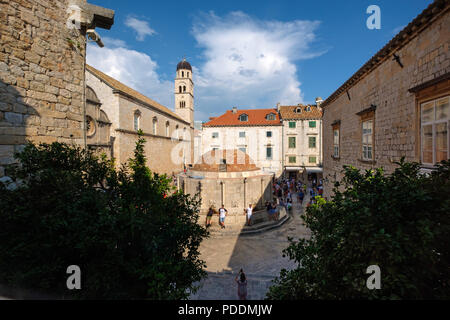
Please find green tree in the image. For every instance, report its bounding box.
[267,159,450,299]
[0,132,207,299]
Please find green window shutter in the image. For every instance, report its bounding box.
[309,156,316,163]
[309,136,316,148]
[289,156,296,163]
[288,137,296,148]
[309,121,316,128]
[289,122,296,128]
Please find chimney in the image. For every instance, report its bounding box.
[232,107,237,114]
[276,102,280,111]
[209,117,216,121]
[315,97,323,107]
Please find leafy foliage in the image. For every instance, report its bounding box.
[0,133,207,299]
[267,159,450,299]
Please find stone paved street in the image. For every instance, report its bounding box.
[190,192,312,300]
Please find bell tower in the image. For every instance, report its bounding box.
[175,58,194,126]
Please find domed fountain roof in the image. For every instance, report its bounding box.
[192,149,259,172]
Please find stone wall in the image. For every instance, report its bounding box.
[0,0,114,178]
[282,118,323,167]
[201,125,283,175]
[322,7,450,199]
[86,69,193,175]
[179,171,274,216]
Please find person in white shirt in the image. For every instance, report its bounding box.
[219,204,228,229]
[244,204,253,226]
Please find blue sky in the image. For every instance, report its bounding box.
[87,0,432,121]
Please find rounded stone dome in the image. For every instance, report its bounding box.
[177,58,192,71]
[192,149,259,172]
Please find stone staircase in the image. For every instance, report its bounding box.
[202,206,290,236]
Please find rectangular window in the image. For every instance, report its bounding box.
[362,119,373,160]
[309,121,316,128]
[421,96,449,165]
[266,131,272,138]
[289,122,296,128]
[212,132,219,139]
[239,147,246,154]
[309,156,316,163]
[266,147,273,160]
[288,137,296,148]
[288,156,296,164]
[333,128,340,158]
[309,136,316,148]
[239,131,246,138]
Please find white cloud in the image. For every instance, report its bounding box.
[86,41,173,108]
[125,16,156,41]
[192,11,323,121]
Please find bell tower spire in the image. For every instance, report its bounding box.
[175,58,194,127]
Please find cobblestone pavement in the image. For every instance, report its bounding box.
[190,192,312,300]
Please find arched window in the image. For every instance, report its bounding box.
[183,86,186,92]
[183,127,186,140]
[179,86,182,93]
[182,71,184,77]
[295,107,302,113]
[175,125,179,139]
[166,121,170,137]
[134,110,141,131]
[187,72,189,77]
[152,117,157,135]
[306,106,311,112]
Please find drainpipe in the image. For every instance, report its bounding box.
[281,122,285,178]
[243,178,247,208]
[82,34,87,149]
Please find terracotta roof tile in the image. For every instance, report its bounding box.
[279,105,322,120]
[203,108,282,127]
[86,65,188,124]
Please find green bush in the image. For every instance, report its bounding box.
[267,159,450,299]
[0,133,207,299]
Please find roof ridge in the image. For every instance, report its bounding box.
[86,64,189,124]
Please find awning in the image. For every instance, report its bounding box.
[284,167,302,171]
[305,167,323,173]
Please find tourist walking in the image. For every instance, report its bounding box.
[244,204,253,226]
[219,204,228,229]
[206,206,215,227]
[235,269,248,300]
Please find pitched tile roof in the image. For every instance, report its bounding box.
[279,105,322,120]
[203,108,282,127]
[86,64,188,124]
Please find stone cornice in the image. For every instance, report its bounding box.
[320,0,450,109]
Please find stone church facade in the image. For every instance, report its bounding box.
[86,61,195,174]
[321,0,450,199]
[0,0,114,178]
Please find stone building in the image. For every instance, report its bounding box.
[321,0,449,199]
[86,61,194,174]
[0,0,114,178]
[278,100,323,181]
[201,107,283,175]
